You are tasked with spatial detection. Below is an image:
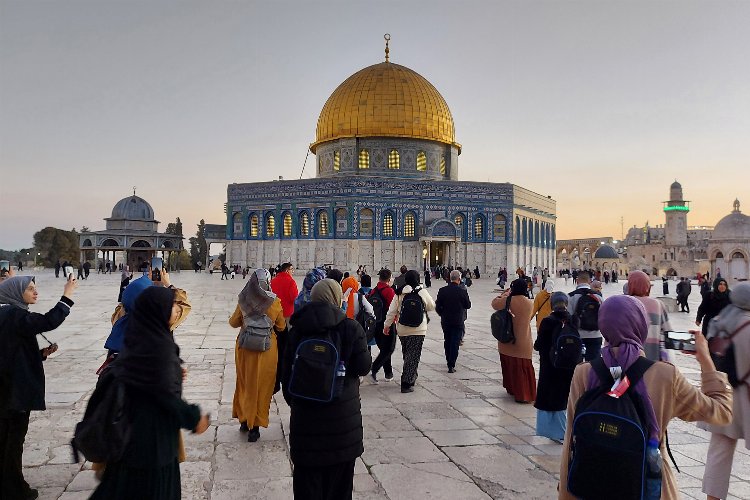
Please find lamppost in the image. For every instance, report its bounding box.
[36,252,40,266]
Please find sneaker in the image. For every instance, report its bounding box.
[248,428,260,442]
[384,373,394,381]
[369,372,378,384]
[401,386,414,393]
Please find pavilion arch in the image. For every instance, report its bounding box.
[82,239,93,247]
[100,238,119,247]
[131,240,151,248]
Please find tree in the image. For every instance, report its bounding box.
[165,217,183,236]
[33,227,79,266]
[189,219,208,265]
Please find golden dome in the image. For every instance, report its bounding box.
[310,62,460,153]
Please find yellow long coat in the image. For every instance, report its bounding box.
[230,299,285,428]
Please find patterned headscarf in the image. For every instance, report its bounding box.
[295,268,327,308]
[238,269,276,317]
[0,276,34,310]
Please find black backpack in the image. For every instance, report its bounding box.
[355,292,377,343]
[490,296,515,344]
[570,289,601,331]
[549,320,582,370]
[398,287,426,328]
[567,357,655,500]
[288,328,345,403]
[71,370,132,463]
[367,287,386,324]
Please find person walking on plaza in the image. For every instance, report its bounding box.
[558,295,732,500]
[627,271,673,362]
[0,275,77,500]
[532,280,554,331]
[54,260,61,278]
[697,277,732,336]
[271,263,298,393]
[341,274,360,319]
[662,275,670,295]
[383,270,435,393]
[676,277,691,313]
[533,292,575,442]
[230,269,285,442]
[369,269,397,383]
[435,270,471,373]
[221,262,229,280]
[90,286,210,500]
[567,271,603,361]
[700,282,750,500]
[492,279,536,403]
[392,265,408,292]
[283,279,371,499]
[424,269,432,288]
[294,268,326,311]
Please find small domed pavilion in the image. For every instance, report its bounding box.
[79,192,183,271]
[708,199,750,283]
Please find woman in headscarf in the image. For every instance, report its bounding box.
[118,265,132,302]
[531,279,555,330]
[341,274,360,318]
[383,270,436,393]
[697,277,732,335]
[294,267,326,311]
[558,295,732,500]
[492,278,535,403]
[283,279,371,500]
[627,270,673,362]
[230,269,285,442]
[0,276,77,500]
[91,287,209,500]
[533,292,575,442]
[701,282,750,500]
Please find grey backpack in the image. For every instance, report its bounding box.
[238,314,273,352]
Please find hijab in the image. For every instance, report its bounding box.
[0,276,34,310]
[550,291,569,312]
[105,275,153,352]
[627,271,651,297]
[713,277,730,298]
[238,269,276,317]
[544,279,555,293]
[310,279,343,307]
[341,275,359,319]
[114,286,182,398]
[296,268,327,307]
[708,282,750,340]
[510,278,528,296]
[588,295,659,441]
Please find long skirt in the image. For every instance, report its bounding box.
[399,335,425,389]
[293,459,356,500]
[499,353,537,403]
[90,458,181,500]
[233,333,277,428]
[536,409,566,441]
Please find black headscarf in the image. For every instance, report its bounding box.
[713,277,730,298]
[405,270,421,288]
[510,278,528,296]
[113,286,182,398]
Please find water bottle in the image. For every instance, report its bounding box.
[581,344,587,359]
[644,438,662,500]
[336,361,346,378]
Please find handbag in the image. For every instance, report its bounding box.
[238,314,273,352]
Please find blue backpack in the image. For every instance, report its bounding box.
[288,329,345,403]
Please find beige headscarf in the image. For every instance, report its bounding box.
[310,278,343,307]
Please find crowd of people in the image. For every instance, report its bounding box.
[2,259,749,499]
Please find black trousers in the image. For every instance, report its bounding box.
[371,323,396,378]
[442,324,464,369]
[293,459,355,500]
[0,410,32,500]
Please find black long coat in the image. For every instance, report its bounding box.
[697,291,732,335]
[533,311,575,412]
[0,297,72,413]
[283,301,372,467]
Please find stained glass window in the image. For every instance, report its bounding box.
[389,150,400,169]
[359,150,369,169]
[416,151,427,172]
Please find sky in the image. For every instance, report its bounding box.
[2,0,749,250]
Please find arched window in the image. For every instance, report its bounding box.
[733,251,746,259]
[282,212,292,237]
[404,212,416,238]
[265,214,275,238]
[515,216,521,244]
[493,214,506,241]
[359,208,374,238]
[383,211,394,238]
[333,151,340,171]
[299,212,310,237]
[416,151,427,172]
[715,252,724,259]
[358,150,369,169]
[249,214,259,237]
[474,215,485,240]
[454,213,465,241]
[317,210,329,237]
[389,149,400,169]
[232,212,243,238]
[440,156,446,175]
[335,208,348,237]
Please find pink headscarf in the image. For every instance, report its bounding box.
[627,270,651,297]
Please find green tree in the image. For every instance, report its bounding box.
[189,219,207,265]
[165,217,183,236]
[33,227,79,266]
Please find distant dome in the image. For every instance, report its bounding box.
[594,245,618,259]
[670,180,681,189]
[110,195,155,221]
[712,199,750,240]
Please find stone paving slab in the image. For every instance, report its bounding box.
[15,270,750,499]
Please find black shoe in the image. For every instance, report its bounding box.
[248,427,260,442]
[239,422,249,432]
[26,489,39,500]
[401,386,414,393]
[448,367,456,373]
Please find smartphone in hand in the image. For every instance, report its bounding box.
[151,257,163,282]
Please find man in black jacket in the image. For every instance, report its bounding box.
[435,270,472,373]
[0,275,77,500]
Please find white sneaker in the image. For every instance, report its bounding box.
[384,373,394,381]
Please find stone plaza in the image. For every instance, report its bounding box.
[18,270,750,499]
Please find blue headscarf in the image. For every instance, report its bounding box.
[104,275,153,352]
[294,268,326,310]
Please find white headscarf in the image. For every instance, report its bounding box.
[544,279,555,293]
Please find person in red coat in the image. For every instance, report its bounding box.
[270,263,298,393]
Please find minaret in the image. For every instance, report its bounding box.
[664,180,689,247]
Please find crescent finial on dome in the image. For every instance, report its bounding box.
[384,33,391,63]
[734,198,741,212]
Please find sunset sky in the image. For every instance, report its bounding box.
[2,0,749,250]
